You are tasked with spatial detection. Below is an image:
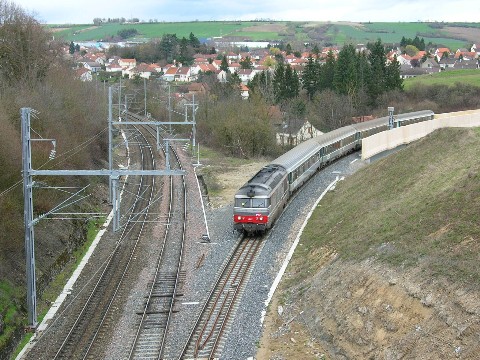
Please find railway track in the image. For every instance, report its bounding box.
[127,124,187,359]
[24,108,226,359]
[179,235,265,359]
[47,124,158,359]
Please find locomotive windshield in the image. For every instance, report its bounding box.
[235,198,251,208]
[235,198,269,208]
[252,198,267,208]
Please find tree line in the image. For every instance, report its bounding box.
[107,32,215,66]
[248,40,402,120]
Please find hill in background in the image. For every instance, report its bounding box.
[50,21,480,50]
[258,127,480,359]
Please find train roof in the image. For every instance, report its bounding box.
[236,164,287,197]
[397,110,434,121]
[352,116,389,132]
[313,125,357,147]
[352,110,434,132]
[271,137,321,171]
[272,126,357,172]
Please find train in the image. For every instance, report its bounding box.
[233,110,434,234]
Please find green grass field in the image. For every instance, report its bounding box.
[49,21,478,49]
[404,69,480,90]
[51,21,277,42]
[326,22,468,49]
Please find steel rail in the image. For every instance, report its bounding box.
[127,116,187,359]
[82,125,157,359]
[52,123,156,359]
[178,235,266,359]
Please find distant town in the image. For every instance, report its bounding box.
[70,39,480,101]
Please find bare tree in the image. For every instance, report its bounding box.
[0,0,57,86]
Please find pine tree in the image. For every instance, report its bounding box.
[319,50,336,91]
[302,55,319,100]
[220,55,229,72]
[273,62,285,104]
[367,39,387,106]
[385,55,403,91]
[284,64,299,99]
[333,44,357,96]
[188,32,200,49]
[178,37,194,66]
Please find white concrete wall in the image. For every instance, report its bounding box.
[361,109,480,160]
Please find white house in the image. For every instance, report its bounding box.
[276,120,322,146]
[83,61,101,73]
[162,67,177,82]
[237,69,254,84]
[239,84,249,100]
[118,58,136,69]
[75,67,92,81]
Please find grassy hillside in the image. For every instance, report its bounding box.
[49,21,282,42]
[294,127,480,286]
[49,21,479,49]
[403,69,480,90]
[325,22,471,49]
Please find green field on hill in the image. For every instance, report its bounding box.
[294,127,480,285]
[49,21,478,49]
[326,22,469,49]
[403,69,480,90]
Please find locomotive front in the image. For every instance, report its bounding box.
[233,164,288,234]
[233,183,270,234]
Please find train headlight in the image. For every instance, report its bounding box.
[237,216,242,221]
[259,217,263,221]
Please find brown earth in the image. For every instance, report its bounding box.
[203,161,268,208]
[242,23,289,33]
[257,255,480,359]
[49,26,99,33]
[443,26,480,44]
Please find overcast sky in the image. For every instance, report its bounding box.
[13,0,480,24]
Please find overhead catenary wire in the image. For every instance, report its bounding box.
[0,127,108,199]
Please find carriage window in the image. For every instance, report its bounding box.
[252,198,267,208]
[235,198,251,208]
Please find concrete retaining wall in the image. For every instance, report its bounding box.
[361,109,480,160]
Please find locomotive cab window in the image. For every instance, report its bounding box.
[252,198,267,208]
[235,198,251,208]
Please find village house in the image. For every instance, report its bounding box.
[434,48,451,62]
[421,58,438,69]
[83,61,102,73]
[105,63,123,73]
[276,119,322,147]
[118,58,136,69]
[239,83,249,100]
[438,57,457,69]
[228,62,241,74]
[216,70,228,83]
[471,44,480,56]
[162,67,178,82]
[187,82,208,96]
[128,63,156,79]
[75,67,92,82]
[175,67,193,82]
[237,69,254,84]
